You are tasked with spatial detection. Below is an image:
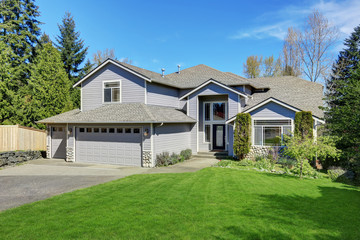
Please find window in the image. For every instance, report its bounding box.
[79,128,85,133]
[204,103,210,121]
[109,128,115,133]
[213,103,225,120]
[94,128,99,133]
[101,128,107,133]
[133,128,140,133]
[204,102,226,122]
[125,128,132,133]
[117,128,123,133]
[86,128,92,133]
[254,120,292,146]
[58,127,63,132]
[104,81,120,103]
[205,125,211,142]
[52,127,57,132]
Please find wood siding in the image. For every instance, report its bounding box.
[153,123,192,157]
[81,62,145,111]
[0,125,46,151]
[147,83,179,108]
[249,102,296,119]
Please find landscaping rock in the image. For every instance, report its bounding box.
[0,151,42,167]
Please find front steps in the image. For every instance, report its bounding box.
[193,151,229,160]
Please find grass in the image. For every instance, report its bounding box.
[0,168,359,239]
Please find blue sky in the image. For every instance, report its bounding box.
[37,0,360,77]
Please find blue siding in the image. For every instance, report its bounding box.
[249,102,296,119]
[82,62,145,111]
[153,123,192,157]
[147,83,179,108]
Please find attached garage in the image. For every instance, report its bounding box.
[75,126,142,166]
[51,126,66,159]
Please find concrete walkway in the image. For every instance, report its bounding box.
[0,157,218,211]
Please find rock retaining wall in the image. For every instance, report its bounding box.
[246,146,277,160]
[0,151,42,167]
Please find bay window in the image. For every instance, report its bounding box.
[254,120,292,146]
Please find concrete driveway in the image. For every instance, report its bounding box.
[0,157,217,211]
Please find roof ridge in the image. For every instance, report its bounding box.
[141,103,157,122]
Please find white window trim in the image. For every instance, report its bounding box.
[202,101,228,147]
[102,80,122,104]
[252,118,293,146]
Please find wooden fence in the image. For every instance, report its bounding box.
[0,125,47,152]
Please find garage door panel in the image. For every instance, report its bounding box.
[52,128,66,159]
[76,127,142,166]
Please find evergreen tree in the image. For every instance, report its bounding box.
[56,11,88,82]
[20,42,72,128]
[0,0,41,84]
[0,41,16,124]
[55,12,88,108]
[324,25,360,178]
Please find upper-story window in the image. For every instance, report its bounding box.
[204,102,226,121]
[104,81,120,103]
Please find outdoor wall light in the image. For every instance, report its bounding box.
[144,128,149,136]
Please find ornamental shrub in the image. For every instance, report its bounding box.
[156,152,171,166]
[233,113,251,159]
[180,149,192,160]
[294,111,313,139]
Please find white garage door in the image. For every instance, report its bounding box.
[51,126,66,159]
[75,127,142,166]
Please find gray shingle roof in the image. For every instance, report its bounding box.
[38,103,196,124]
[242,76,324,118]
[118,62,266,89]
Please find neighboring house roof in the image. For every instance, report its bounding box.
[179,78,249,100]
[38,103,196,124]
[226,97,325,124]
[242,76,324,118]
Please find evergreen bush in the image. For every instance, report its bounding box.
[233,113,251,159]
[294,111,313,139]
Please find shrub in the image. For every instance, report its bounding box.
[238,159,254,166]
[233,113,251,159]
[156,152,171,167]
[291,159,318,178]
[294,111,313,139]
[277,157,297,169]
[180,149,192,160]
[327,166,355,183]
[254,158,274,170]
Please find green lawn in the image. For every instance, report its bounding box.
[1,168,359,239]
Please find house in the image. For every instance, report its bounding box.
[38,59,324,167]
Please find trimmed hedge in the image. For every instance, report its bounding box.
[294,111,313,139]
[233,113,251,160]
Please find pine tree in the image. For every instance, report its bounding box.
[20,42,72,128]
[0,0,41,84]
[55,12,88,108]
[324,25,360,177]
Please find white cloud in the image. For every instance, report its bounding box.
[152,58,159,63]
[230,0,360,41]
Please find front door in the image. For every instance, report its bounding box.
[213,124,225,150]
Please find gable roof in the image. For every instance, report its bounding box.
[38,103,196,124]
[179,79,249,100]
[73,59,152,88]
[165,64,266,89]
[73,59,267,90]
[242,76,324,118]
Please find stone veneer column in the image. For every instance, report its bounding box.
[66,147,75,162]
[142,150,152,168]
